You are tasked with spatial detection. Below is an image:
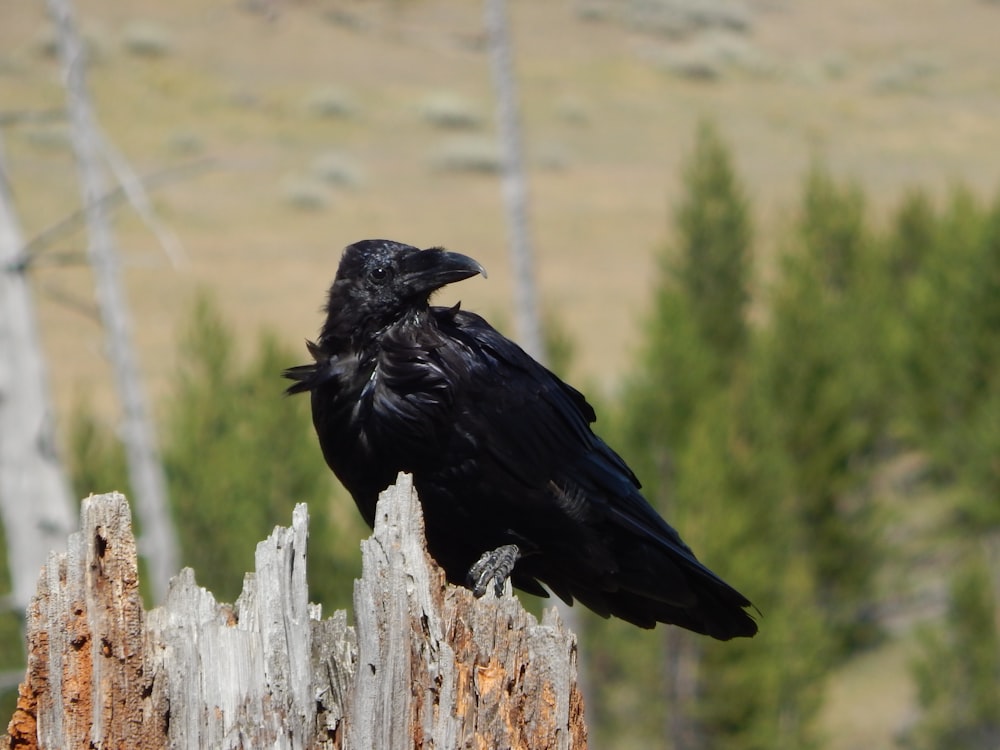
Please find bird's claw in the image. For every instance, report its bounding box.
[467,543,520,598]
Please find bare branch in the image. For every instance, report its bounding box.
[0,108,66,126]
[484,0,544,363]
[98,133,189,268]
[36,280,102,322]
[15,157,212,270]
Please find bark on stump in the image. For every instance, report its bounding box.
[3,472,587,749]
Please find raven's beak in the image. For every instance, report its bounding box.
[401,248,487,296]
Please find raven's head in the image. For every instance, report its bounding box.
[321,239,486,344]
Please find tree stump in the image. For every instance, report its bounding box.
[3,473,587,749]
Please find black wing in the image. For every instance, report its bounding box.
[419,307,756,637]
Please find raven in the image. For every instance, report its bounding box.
[285,239,757,638]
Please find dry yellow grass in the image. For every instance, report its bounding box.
[5,0,999,410]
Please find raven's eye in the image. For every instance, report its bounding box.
[369,266,390,284]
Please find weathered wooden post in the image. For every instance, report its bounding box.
[2,473,587,749]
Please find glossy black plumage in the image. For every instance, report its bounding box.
[285,239,757,638]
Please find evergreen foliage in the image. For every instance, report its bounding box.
[621,120,751,477]
[899,186,1000,749]
[674,383,827,750]
[888,188,937,283]
[892,188,1000,525]
[763,164,887,655]
[0,520,26,720]
[609,122,829,749]
[162,293,362,609]
[907,548,1000,750]
[899,188,988,440]
[674,120,752,376]
[951,380,1000,529]
[68,397,128,501]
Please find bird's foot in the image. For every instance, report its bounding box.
[467,544,520,598]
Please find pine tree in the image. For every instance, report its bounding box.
[68,396,129,502]
[613,123,829,749]
[675,120,752,376]
[899,187,985,440]
[675,375,828,750]
[608,121,755,749]
[763,164,886,655]
[894,188,1000,526]
[888,188,937,284]
[908,547,1000,750]
[621,120,752,478]
[945,194,1000,524]
[881,189,939,425]
[163,293,363,609]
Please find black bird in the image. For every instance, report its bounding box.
[285,239,757,638]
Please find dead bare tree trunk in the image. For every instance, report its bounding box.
[484,0,544,362]
[483,0,592,704]
[3,474,587,749]
[46,0,179,603]
[663,627,703,750]
[0,135,77,615]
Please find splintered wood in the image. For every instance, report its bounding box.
[349,473,586,750]
[2,475,587,749]
[7,493,150,750]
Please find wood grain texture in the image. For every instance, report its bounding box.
[350,472,587,750]
[3,476,587,749]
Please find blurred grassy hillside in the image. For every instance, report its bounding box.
[3,0,999,412]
